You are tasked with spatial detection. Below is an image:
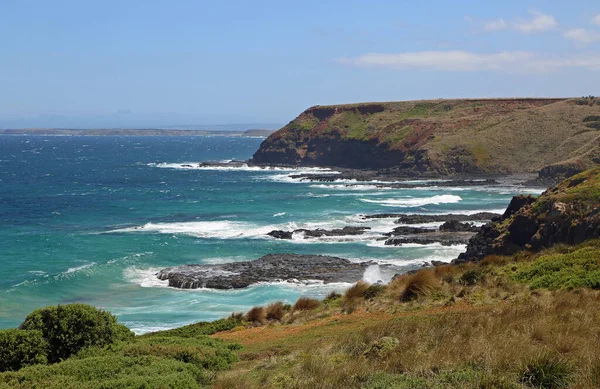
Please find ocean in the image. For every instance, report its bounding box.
[0,135,543,333]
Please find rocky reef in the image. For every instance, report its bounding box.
[156,254,372,289]
[456,168,600,263]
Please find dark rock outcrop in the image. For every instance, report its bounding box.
[156,254,372,289]
[267,226,370,240]
[385,232,475,246]
[439,220,480,233]
[393,212,500,224]
[455,169,600,263]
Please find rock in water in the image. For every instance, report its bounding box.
[157,254,372,289]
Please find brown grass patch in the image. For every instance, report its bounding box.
[245,306,267,326]
[398,269,439,302]
[265,301,286,321]
[293,297,320,311]
[344,281,370,299]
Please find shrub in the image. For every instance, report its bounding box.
[0,329,48,372]
[266,302,286,321]
[344,281,370,300]
[143,317,243,338]
[293,297,320,311]
[520,354,571,388]
[400,270,438,302]
[245,306,267,325]
[19,304,133,363]
[363,284,386,299]
[459,269,485,286]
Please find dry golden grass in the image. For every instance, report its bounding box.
[245,306,267,326]
[265,301,286,321]
[395,269,439,302]
[214,246,600,388]
[216,289,600,388]
[344,281,370,299]
[293,297,320,311]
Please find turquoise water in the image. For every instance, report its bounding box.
[0,135,542,333]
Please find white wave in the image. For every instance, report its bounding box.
[309,184,386,191]
[124,267,169,288]
[363,265,386,284]
[273,212,286,217]
[107,220,276,239]
[27,270,47,275]
[360,194,462,207]
[149,162,340,174]
[65,262,96,274]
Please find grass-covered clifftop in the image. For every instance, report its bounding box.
[252,97,600,176]
[458,167,600,262]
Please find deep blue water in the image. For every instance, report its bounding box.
[0,135,542,333]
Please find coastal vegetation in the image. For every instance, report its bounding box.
[3,168,600,388]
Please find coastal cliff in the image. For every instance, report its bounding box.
[252,98,600,177]
[456,167,600,262]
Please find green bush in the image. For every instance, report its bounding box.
[0,355,207,389]
[0,329,48,372]
[19,303,134,363]
[142,317,243,338]
[511,246,600,290]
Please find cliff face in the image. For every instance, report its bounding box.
[456,168,600,262]
[252,98,600,176]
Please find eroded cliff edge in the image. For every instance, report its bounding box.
[456,167,600,262]
[252,98,600,178]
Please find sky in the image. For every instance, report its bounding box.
[1,0,600,128]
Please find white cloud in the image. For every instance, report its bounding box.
[593,14,600,26]
[564,28,600,43]
[484,18,508,31]
[513,11,558,33]
[481,10,557,34]
[335,50,600,73]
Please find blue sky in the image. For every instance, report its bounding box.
[1,0,600,128]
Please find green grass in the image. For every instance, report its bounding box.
[141,317,243,339]
[511,244,600,289]
[339,111,370,140]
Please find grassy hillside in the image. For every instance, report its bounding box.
[252,97,600,176]
[212,241,600,388]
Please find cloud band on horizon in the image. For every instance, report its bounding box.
[335,51,600,73]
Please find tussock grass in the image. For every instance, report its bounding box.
[265,302,286,321]
[397,269,439,302]
[293,297,320,311]
[344,281,370,300]
[245,307,267,326]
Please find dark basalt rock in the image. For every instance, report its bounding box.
[267,226,370,240]
[455,170,600,263]
[387,226,436,236]
[393,212,500,224]
[385,232,475,246]
[439,220,480,233]
[156,254,372,289]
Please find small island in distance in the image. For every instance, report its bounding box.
[0,128,277,137]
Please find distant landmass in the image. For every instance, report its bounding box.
[252,97,600,179]
[0,128,276,137]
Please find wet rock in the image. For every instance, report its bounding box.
[157,254,372,289]
[439,220,480,233]
[267,226,370,240]
[393,212,500,224]
[385,231,474,246]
